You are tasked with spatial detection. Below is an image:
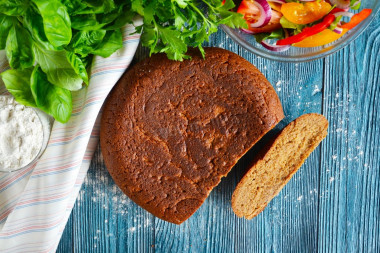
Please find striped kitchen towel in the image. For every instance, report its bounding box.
[0,20,141,253]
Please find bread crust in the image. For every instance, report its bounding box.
[100,47,284,224]
[231,113,328,219]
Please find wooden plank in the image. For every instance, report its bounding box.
[318,17,380,253]
[57,212,74,252]
[68,146,154,253]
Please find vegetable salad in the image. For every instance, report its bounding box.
[236,0,372,51]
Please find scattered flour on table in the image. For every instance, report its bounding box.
[312,85,321,96]
[0,96,43,170]
[275,80,282,91]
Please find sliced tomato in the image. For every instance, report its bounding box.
[249,23,282,33]
[237,0,262,24]
[281,1,332,25]
[249,10,282,33]
[293,29,347,47]
[238,2,283,34]
[341,9,372,30]
[268,2,282,12]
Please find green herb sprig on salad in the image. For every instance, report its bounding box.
[0,0,246,123]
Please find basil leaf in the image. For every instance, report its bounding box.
[23,8,58,51]
[61,0,87,14]
[0,15,15,50]
[0,0,29,16]
[92,29,122,58]
[75,0,116,14]
[104,9,134,30]
[33,43,83,91]
[0,68,36,107]
[67,30,106,57]
[66,52,89,85]
[71,14,106,30]
[5,24,35,70]
[30,65,72,123]
[31,0,72,47]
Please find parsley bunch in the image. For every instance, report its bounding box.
[0,0,245,123]
[134,0,246,60]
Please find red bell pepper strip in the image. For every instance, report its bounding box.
[276,13,336,46]
[341,9,372,30]
[276,8,345,46]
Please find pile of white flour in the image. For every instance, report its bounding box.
[0,96,44,171]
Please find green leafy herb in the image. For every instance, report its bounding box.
[31,65,72,123]
[33,43,83,91]
[280,16,305,34]
[254,29,285,43]
[1,68,36,107]
[0,14,15,49]
[329,15,342,30]
[68,30,107,57]
[66,51,89,85]
[0,0,29,16]
[0,0,246,122]
[6,23,34,69]
[137,0,246,60]
[92,30,123,58]
[350,0,361,10]
[31,0,72,47]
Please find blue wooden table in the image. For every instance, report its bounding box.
[57,14,380,252]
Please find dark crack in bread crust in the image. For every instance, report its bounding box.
[100,47,284,224]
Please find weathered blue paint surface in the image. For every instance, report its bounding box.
[57,14,380,253]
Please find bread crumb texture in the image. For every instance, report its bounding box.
[232,113,328,219]
[100,48,284,224]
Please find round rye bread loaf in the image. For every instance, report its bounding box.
[100,47,284,224]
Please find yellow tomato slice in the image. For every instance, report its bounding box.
[281,1,332,25]
[293,29,348,48]
[268,2,282,12]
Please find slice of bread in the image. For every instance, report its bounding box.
[232,113,328,219]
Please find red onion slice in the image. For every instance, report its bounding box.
[261,41,290,52]
[333,11,354,18]
[299,0,316,2]
[268,0,286,4]
[333,27,344,34]
[328,0,350,9]
[240,28,255,34]
[249,0,272,28]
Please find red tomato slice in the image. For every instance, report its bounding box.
[249,10,282,33]
[237,0,283,34]
[237,0,261,24]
